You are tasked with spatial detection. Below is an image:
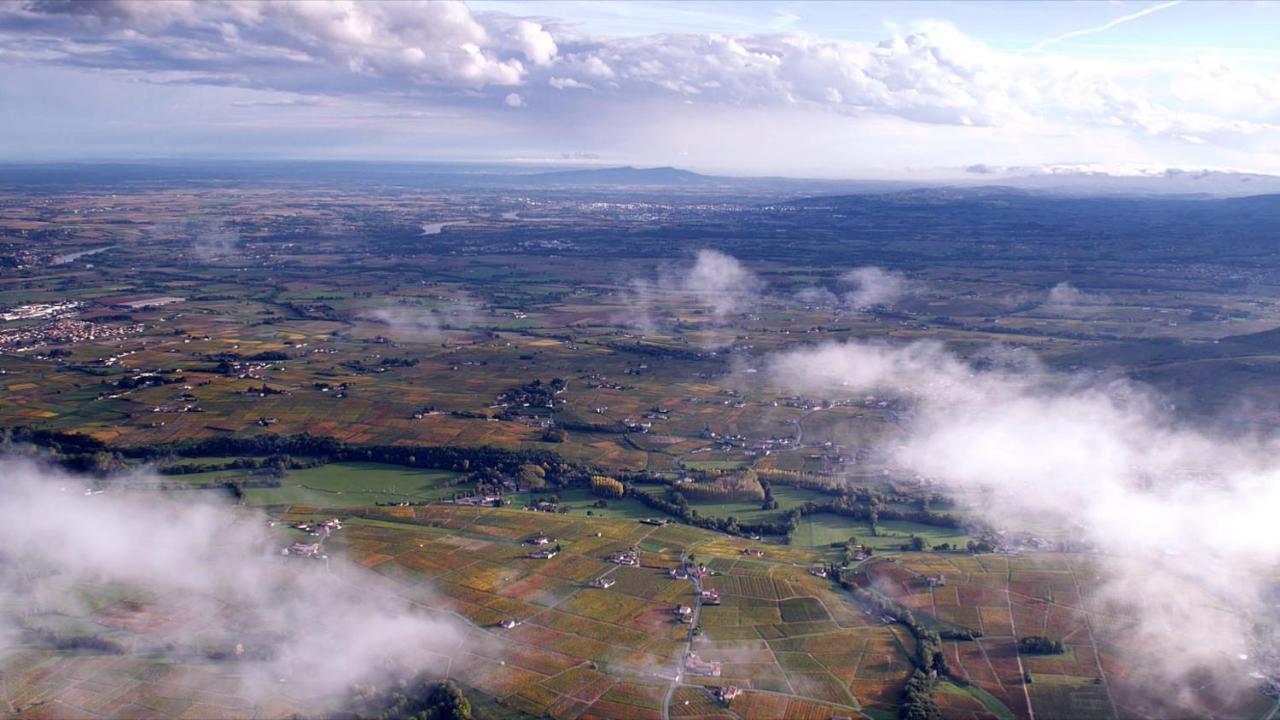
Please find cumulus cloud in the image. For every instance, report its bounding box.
[0,457,470,709]
[617,249,764,335]
[764,339,1280,700]
[840,266,911,309]
[683,249,763,318]
[3,0,1277,151]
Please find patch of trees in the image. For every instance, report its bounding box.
[541,426,567,443]
[334,676,471,720]
[1018,636,1065,655]
[591,475,625,498]
[111,373,184,390]
[677,470,765,503]
[899,669,942,720]
[754,468,847,495]
[496,378,567,413]
[158,455,321,475]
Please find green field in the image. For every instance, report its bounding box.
[241,462,464,507]
[791,513,971,550]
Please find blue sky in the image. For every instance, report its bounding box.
[1,0,1277,178]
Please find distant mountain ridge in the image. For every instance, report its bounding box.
[526,165,713,185]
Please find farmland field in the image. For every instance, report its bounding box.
[4,167,1280,720]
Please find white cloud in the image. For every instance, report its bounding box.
[764,339,1280,696]
[504,91,525,107]
[2,1,1279,171]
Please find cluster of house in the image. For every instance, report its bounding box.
[525,534,560,559]
[925,574,947,588]
[0,318,142,352]
[684,652,721,677]
[670,564,708,580]
[740,548,765,558]
[294,518,342,536]
[448,493,503,507]
[609,549,640,567]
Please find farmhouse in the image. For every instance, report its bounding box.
[674,605,693,623]
[589,577,616,589]
[685,652,721,677]
[527,534,552,546]
[715,686,741,704]
[528,548,559,559]
[926,574,946,587]
[640,517,670,526]
[699,589,721,605]
[810,568,829,578]
[286,542,323,558]
[610,550,639,566]
[499,619,521,629]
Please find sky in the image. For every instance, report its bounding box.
[0,0,1278,178]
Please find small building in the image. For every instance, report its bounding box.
[685,652,721,677]
[810,568,828,578]
[499,619,521,629]
[715,686,741,704]
[528,549,559,560]
[528,534,552,546]
[640,518,670,526]
[589,577,616,589]
[700,589,721,605]
[674,605,693,623]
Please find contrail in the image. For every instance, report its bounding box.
[1018,0,1183,55]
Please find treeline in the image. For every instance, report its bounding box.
[1,427,577,484]
[157,455,323,475]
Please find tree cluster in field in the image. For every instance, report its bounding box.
[899,669,942,720]
[1018,636,1065,655]
[677,470,765,502]
[591,475,625,498]
[334,676,471,720]
[754,468,847,494]
[496,378,567,415]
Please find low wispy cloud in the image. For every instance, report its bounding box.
[840,266,912,310]
[1042,281,1109,314]
[618,249,764,335]
[361,299,481,342]
[764,338,1280,704]
[0,458,471,711]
